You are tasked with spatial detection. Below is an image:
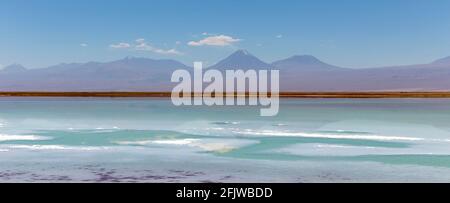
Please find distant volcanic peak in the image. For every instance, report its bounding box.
[291,55,321,62]
[432,56,450,65]
[209,49,271,69]
[1,64,27,72]
[232,49,252,56]
[108,57,188,68]
[277,55,327,65]
[123,56,185,64]
[271,54,342,70]
[113,56,153,63]
[224,49,263,62]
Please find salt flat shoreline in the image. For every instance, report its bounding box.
[1,92,450,98]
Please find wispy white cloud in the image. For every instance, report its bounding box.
[188,35,241,46]
[135,40,152,51]
[276,34,283,39]
[110,42,131,49]
[135,38,146,44]
[153,48,183,55]
[80,43,88,47]
[109,39,182,55]
[135,39,183,55]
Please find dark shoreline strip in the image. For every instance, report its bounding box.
[2,92,450,98]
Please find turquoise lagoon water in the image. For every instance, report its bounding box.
[2,98,450,182]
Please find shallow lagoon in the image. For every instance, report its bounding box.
[2,98,450,182]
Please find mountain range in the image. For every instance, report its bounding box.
[1,50,450,91]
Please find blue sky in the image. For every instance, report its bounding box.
[1,0,450,69]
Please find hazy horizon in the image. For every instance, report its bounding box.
[1,49,449,70]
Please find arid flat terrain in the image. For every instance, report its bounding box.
[2,92,450,98]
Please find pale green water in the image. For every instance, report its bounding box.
[2,98,450,182]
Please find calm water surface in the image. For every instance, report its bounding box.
[1,97,450,182]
